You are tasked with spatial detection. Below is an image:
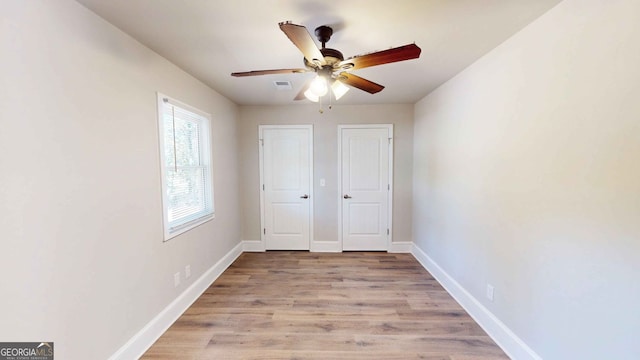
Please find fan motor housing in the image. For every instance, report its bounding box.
[321,48,344,63]
[304,48,344,69]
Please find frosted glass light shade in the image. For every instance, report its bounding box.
[304,88,319,102]
[331,80,349,100]
[310,75,328,96]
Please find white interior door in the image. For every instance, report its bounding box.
[260,126,312,250]
[340,125,392,251]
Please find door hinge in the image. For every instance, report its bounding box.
[262,184,265,191]
[259,139,264,146]
[264,228,266,235]
[388,184,390,190]
[387,229,390,235]
[388,137,392,144]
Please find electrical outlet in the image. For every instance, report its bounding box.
[174,272,181,287]
[185,265,191,279]
[486,284,494,302]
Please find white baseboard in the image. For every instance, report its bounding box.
[411,243,542,360]
[244,240,408,253]
[311,240,341,252]
[244,240,342,252]
[242,239,265,252]
[388,241,413,253]
[108,242,244,360]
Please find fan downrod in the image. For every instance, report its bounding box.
[314,26,333,48]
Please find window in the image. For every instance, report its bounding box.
[157,93,214,240]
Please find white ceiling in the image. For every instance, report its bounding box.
[76,0,562,105]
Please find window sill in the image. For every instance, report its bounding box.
[163,213,215,241]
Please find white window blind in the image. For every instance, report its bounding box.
[158,93,214,240]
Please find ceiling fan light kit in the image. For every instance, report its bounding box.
[231,21,422,106]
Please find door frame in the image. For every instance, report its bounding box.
[337,124,394,251]
[258,125,314,250]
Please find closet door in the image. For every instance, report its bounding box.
[260,126,312,250]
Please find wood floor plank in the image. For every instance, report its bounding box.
[141,251,508,359]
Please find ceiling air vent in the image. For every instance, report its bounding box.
[273,80,292,90]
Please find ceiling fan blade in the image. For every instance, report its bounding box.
[339,44,421,71]
[231,68,309,77]
[279,22,325,66]
[338,72,384,94]
[294,77,314,100]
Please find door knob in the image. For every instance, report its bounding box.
[300,194,309,199]
[343,194,352,199]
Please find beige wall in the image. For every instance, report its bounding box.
[413,0,640,359]
[0,1,240,359]
[239,104,414,246]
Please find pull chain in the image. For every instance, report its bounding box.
[329,88,333,110]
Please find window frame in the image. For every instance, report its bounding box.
[157,92,215,241]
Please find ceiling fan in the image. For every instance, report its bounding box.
[231,21,421,102]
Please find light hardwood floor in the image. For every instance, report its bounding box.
[142,251,508,359]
